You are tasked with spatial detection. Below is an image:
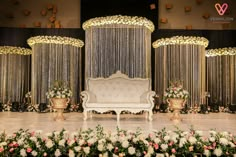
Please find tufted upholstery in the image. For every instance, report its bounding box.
[81,71,156,122]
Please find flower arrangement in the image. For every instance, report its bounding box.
[0,125,235,157]
[46,80,72,99]
[164,80,189,100]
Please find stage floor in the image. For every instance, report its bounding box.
[0,112,235,135]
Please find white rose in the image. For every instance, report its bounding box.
[204,149,211,157]
[74,146,81,152]
[87,138,95,145]
[46,139,53,148]
[102,152,108,157]
[54,149,61,157]
[83,146,90,155]
[29,137,37,142]
[156,153,165,157]
[214,148,223,157]
[148,146,154,154]
[69,149,75,157]
[20,149,27,157]
[195,130,203,136]
[59,139,65,147]
[160,144,168,151]
[132,138,138,143]
[68,139,75,146]
[31,150,38,157]
[209,130,217,136]
[128,146,135,155]
[154,138,161,144]
[188,136,197,144]
[79,139,85,146]
[17,139,24,145]
[164,136,170,142]
[219,138,228,145]
[122,140,129,148]
[229,142,235,148]
[98,144,104,151]
[107,143,114,151]
[209,137,215,142]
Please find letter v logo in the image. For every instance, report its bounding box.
[215,3,228,16]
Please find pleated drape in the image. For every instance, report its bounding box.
[206,55,236,105]
[154,44,206,106]
[0,54,31,103]
[85,25,152,79]
[31,44,82,105]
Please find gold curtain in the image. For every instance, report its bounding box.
[154,44,206,106]
[0,54,30,103]
[85,25,152,79]
[206,55,236,105]
[30,43,83,105]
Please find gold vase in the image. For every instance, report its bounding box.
[50,98,70,121]
[167,98,186,121]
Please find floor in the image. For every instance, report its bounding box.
[0,112,235,135]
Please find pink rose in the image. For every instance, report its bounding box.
[31,131,35,136]
[154,143,159,150]
[0,147,4,153]
[27,147,32,153]
[43,152,47,156]
[9,148,14,153]
[171,148,176,153]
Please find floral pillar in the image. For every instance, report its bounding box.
[83,15,154,81]
[206,48,236,105]
[0,46,31,104]
[27,36,84,105]
[153,36,209,106]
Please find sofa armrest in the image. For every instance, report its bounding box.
[81,91,97,105]
[140,91,156,105]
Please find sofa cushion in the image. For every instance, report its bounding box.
[88,78,150,103]
[85,102,151,108]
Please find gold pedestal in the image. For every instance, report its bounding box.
[50,98,70,121]
[167,98,186,122]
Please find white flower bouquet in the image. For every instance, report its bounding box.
[46,80,72,99]
[164,80,189,100]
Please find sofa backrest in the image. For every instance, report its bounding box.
[86,71,151,103]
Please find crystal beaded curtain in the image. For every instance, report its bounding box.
[0,54,30,103]
[154,45,206,106]
[85,25,151,80]
[31,44,82,105]
[206,55,236,105]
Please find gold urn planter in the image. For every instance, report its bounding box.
[50,98,70,121]
[167,98,186,121]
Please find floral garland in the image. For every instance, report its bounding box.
[27,36,84,48]
[82,15,155,32]
[164,80,189,100]
[0,46,32,55]
[206,47,236,57]
[0,125,235,156]
[152,36,209,48]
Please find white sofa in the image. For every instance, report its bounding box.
[81,71,156,121]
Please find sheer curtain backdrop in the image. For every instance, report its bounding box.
[28,36,84,105]
[206,53,236,105]
[153,36,209,106]
[83,15,154,81]
[0,46,31,103]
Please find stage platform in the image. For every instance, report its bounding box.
[0,112,235,135]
